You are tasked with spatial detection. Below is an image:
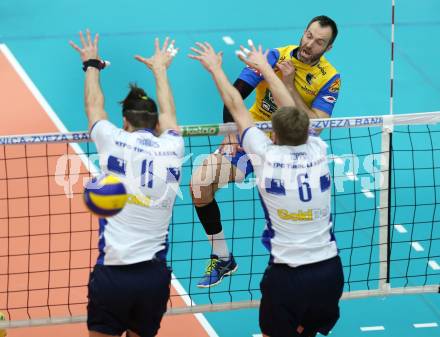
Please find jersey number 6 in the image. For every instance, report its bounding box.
[297,173,312,202]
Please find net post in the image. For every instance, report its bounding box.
[379,115,394,291]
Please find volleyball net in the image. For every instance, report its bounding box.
[0,112,439,328]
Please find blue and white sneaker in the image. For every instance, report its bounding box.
[197,254,238,288]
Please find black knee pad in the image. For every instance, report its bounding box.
[195,199,222,235]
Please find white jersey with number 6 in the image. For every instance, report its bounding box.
[91,120,184,265]
[241,126,337,267]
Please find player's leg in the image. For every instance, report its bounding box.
[260,257,343,337]
[191,153,240,259]
[129,260,171,337]
[87,265,131,337]
[299,256,344,337]
[259,264,308,337]
[190,151,248,287]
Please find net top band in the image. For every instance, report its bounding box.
[0,111,439,145]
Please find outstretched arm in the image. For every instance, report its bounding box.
[189,42,253,136]
[237,41,294,108]
[69,29,108,130]
[135,37,179,132]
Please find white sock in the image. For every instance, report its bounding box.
[208,231,230,260]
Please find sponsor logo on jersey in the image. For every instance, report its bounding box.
[322,95,337,104]
[278,209,313,221]
[300,85,317,96]
[277,207,329,221]
[316,63,326,76]
[306,73,315,85]
[126,194,172,209]
[127,194,151,207]
[329,78,340,93]
[261,89,278,113]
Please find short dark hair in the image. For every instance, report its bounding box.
[307,15,338,45]
[272,106,309,146]
[120,83,158,130]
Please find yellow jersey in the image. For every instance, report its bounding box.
[238,45,341,122]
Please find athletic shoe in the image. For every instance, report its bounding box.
[197,254,237,288]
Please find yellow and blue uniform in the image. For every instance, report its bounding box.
[239,45,340,121]
[226,45,340,177]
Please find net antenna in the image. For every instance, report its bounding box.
[389,0,396,116]
[378,0,396,293]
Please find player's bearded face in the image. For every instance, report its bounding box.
[298,38,326,65]
[298,22,332,65]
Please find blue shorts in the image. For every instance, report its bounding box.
[87,260,171,337]
[223,150,254,177]
[259,256,344,337]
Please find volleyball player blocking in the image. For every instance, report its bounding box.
[70,31,183,337]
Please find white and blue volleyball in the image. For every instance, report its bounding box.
[84,174,128,217]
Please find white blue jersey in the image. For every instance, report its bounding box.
[241,126,337,267]
[91,120,184,265]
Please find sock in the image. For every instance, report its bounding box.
[208,230,229,261]
[195,200,229,260]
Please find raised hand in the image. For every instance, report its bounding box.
[276,60,296,86]
[69,29,99,62]
[237,40,270,74]
[188,42,223,73]
[135,37,178,70]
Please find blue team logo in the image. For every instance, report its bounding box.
[166,167,181,183]
[107,155,126,174]
[265,178,286,195]
[167,130,180,137]
[306,73,315,85]
[320,173,331,192]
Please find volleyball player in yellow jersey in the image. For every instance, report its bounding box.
[192,16,340,287]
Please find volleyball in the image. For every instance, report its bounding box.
[84,174,128,217]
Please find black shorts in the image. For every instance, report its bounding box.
[259,256,344,337]
[87,260,171,337]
